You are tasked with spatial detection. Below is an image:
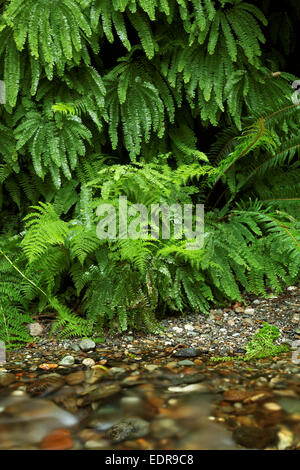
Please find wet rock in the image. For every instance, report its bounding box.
[151,418,180,439]
[84,439,110,449]
[0,372,15,387]
[80,384,121,405]
[0,397,77,447]
[106,417,150,442]
[277,427,294,450]
[177,421,238,450]
[278,397,300,414]
[40,428,73,450]
[59,356,75,366]
[178,360,195,366]
[26,375,65,396]
[233,426,277,449]
[144,364,159,372]
[223,389,250,402]
[263,402,281,411]
[82,358,95,367]
[168,383,209,393]
[65,371,86,386]
[173,348,199,358]
[79,339,96,351]
[108,367,126,377]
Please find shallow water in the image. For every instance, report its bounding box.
[1,352,300,450]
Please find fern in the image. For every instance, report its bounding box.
[211,322,290,362]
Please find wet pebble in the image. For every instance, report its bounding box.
[79,339,96,351]
[106,417,150,442]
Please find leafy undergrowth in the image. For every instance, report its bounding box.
[211,322,290,362]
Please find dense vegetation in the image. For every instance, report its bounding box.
[0,0,299,347]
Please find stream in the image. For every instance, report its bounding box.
[1,351,300,450]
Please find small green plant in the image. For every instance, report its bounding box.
[211,322,290,362]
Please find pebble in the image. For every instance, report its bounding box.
[277,398,300,414]
[178,360,195,366]
[84,439,110,449]
[79,339,96,351]
[173,348,199,358]
[168,383,208,393]
[59,356,75,366]
[80,384,121,405]
[244,308,255,315]
[151,418,180,438]
[0,372,15,387]
[263,402,281,411]
[233,426,277,449]
[106,417,150,442]
[82,358,95,367]
[27,322,44,336]
[65,371,85,385]
[144,364,159,372]
[277,427,294,450]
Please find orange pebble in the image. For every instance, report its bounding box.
[40,428,73,450]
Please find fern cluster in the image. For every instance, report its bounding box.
[0,0,299,343]
[211,322,290,362]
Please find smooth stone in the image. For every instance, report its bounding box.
[173,348,199,358]
[59,356,75,366]
[278,398,300,414]
[277,427,294,450]
[151,418,180,439]
[233,426,277,449]
[82,358,95,367]
[0,372,15,387]
[81,384,121,405]
[168,383,208,393]
[27,322,44,336]
[178,360,195,366]
[106,418,150,442]
[144,364,159,372]
[108,367,126,376]
[263,402,281,411]
[244,308,255,315]
[79,339,96,351]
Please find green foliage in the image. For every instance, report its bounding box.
[0,0,299,344]
[211,322,290,362]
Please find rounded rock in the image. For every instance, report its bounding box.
[79,339,96,351]
[59,356,75,366]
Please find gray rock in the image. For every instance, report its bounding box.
[82,384,121,405]
[278,398,300,414]
[173,347,199,358]
[79,339,96,351]
[178,360,195,366]
[59,355,75,366]
[108,367,126,376]
[106,417,150,442]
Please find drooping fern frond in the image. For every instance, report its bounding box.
[3,0,96,79]
[104,54,176,159]
[21,202,69,262]
[14,107,92,187]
